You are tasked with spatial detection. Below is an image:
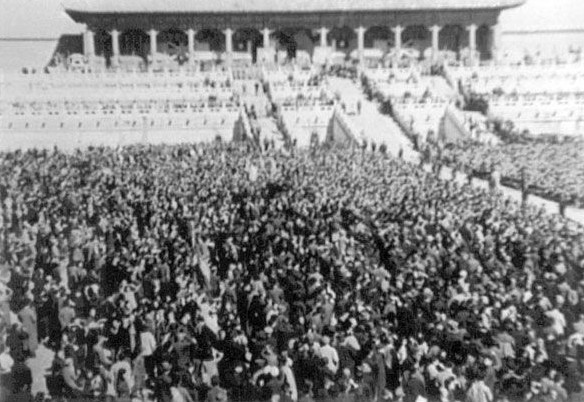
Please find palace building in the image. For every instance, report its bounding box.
[64,0,525,66]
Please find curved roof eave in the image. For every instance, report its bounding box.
[63,0,526,15]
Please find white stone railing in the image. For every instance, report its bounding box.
[240,107,253,140]
[363,66,421,83]
[0,100,241,117]
[279,102,335,113]
[1,70,235,94]
[0,111,240,133]
[331,106,363,145]
[449,62,584,80]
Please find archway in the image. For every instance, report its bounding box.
[158,28,188,62]
[119,29,149,59]
[329,26,356,52]
[234,28,262,60]
[439,25,467,55]
[365,26,390,51]
[196,29,224,52]
[274,28,301,58]
[94,29,113,62]
[402,25,430,55]
[294,29,315,57]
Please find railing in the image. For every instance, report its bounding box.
[442,65,458,89]
[327,107,362,146]
[0,100,242,117]
[389,107,418,148]
[0,71,236,95]
[441,106,472,143]
[240,107,254,143]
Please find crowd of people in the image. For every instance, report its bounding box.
[1,142,584,402]
[433,140,584,207]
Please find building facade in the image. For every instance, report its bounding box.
[64,0,525,64]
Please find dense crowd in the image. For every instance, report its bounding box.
[1,143,584,402]
[433,140,584,207]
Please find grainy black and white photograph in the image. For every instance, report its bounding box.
[0,0,583,401]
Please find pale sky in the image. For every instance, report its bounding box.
[499,0,584,31]
[0,0,582,38]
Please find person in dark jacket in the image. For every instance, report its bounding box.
[403,366,427,402]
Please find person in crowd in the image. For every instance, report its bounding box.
[17,299,37,357]
[61,347,85,398]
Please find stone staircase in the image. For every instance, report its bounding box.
[350,100,415,157]
[327,76,416,159]
[256,117,286,149]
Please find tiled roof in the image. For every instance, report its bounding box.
[63,0,526,14]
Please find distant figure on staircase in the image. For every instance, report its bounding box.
[489,164,500,194]
[520,167,530,208]
[559,196,567,217]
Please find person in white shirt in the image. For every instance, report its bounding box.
[342,329,361,352]
[319,336,339,374]
[0,344,14,374]
[0,281,13,325]
[279,355,298,401]
[140,327,157,378]
[546,307,567,337]
[466,379,493,402]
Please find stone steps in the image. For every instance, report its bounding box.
[328,76,417,159]
[257,117,286,149]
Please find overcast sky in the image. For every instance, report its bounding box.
[0,0,582,38]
